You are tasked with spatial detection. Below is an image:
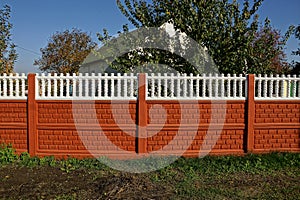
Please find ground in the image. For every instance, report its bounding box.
[0,162,299,200]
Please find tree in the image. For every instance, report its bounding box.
[113,0,293,74]
[248,20,291,74]
[291,25,300,75]
[0,5,17,74]
[97,24,202,74]
[34,28,96,74]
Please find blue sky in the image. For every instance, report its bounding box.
[0,0,299,73]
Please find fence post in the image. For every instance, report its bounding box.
[27,73,37,156]
[137,73,147,154]
[246,74,255,153]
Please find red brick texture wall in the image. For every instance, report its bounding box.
[35,101,137,158]
[146,101,245,156]
[0,74,299,159]
[0,100,27,153]
[253,101,300,152]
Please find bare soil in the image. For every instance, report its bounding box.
[0,165,173,200]
[0,164,299,200]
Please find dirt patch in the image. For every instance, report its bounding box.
[0,165,174,199]
[0,163,299,199]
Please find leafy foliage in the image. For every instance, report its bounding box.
[0,144,18,164]
[96,24,213,74]
[291,25,300,75]
[113,0,293,74]
[0,5,17,74]
[34,28,96,74]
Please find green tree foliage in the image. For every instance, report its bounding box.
[291,25,300,75]
[97,24,204,74]
[34,28,96,74]
[0,5,17,74]
[113,0,293,74]
[249,20,291,74]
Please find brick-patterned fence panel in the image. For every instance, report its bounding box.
[0,100,27,153]
[0,73,299,158]
[253,101,300,152]
[146,101,245,156]
[35,101,137,158]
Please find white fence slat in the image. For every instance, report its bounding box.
[117,73,121,98]
[2,73,298,101]
[202,74,206,98]
[227,74,231,97]
[53,73,57,97]
[0,73,27,99]
[255,74,300,99]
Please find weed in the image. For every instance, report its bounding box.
[0,144,18,165]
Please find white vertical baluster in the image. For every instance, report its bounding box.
[35,74,39,98]
[15,74,20,97]
[275,74,279,98]
[208,73,212,98]
[41,73,45,98]
[104,73,108,98]
[202,74,206,98]
[221,74,225,98]
[280,74,285,98]
[269,74,273,98]
[287,75,291,98]
[78,73,83,98]
[21,73,26,98]
[9,74,13,97]
[47,73,52,97]
[177,73,180,97]
[257,74,261,98]
[117,73,121,98]
[0,75,2,97]
[91,73,96,98]
[215,74,219,98]
[123,73,127,98]
[53,73,57,97]
[66,73,70,97]
[157,73,161,98]
[60,73,64,97]
[97,73,102,98]
[263,74,268,98]
[164,73,168,98]
[130,73,134,98]
[85,73,89,97]
[233,74,237,98]
[150,73,154,98]
[292,75,297,98]
[111,73,115,98]
[227,74,230,98]
[145,73,148,99]
[239,74,243,98]
[170,73,174,98]
[189,73,193,98]
[298,75,300,98]
[196,74,199,98]
[182,73,187,98]
[3,74,7,97]
[72,73,77,97]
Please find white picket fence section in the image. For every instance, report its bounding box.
[255,74,300,100]
[0,73,27,99]
[35,73,138,100]
[1,73,300,100]
[147,73,246,100]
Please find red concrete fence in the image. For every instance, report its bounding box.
[0,73,299,159]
